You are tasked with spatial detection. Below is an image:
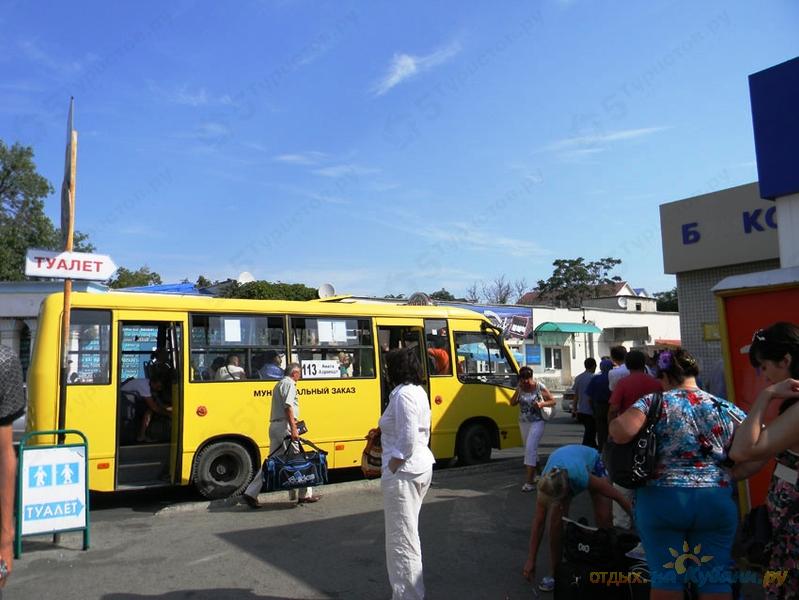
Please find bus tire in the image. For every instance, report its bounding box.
[457,423,492,465]
[193,441,253,499]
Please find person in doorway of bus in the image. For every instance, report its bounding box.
[121,371,172,443]
[379,347,435,600]
[216,354,246,380]
[0,347,28,591]
[243,363,319,507]
[510,367,556,492]
[522,444,633,593]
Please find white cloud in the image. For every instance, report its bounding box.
[148,81,235,107]
[312,164,380,178]
[372,41,461,96]
[18,39,87,74]
[179,122,232,141]
[546,126,669,153]
[273,151,330,165]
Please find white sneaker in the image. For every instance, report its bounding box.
[521,483,536,492]
[538,576,555,592]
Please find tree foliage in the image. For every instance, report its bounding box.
[0,140,94,281]
[107,266,162,289]
[222,280,318,301]
[429,288,455,301]
[654,287,678,312]
[535,257,623,308]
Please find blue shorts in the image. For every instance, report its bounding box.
[635,486,738,594]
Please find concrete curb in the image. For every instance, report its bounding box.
[156,455,532,517]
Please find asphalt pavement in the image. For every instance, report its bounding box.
[10,415,585,600]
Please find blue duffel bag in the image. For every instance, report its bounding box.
[263,437,329,492]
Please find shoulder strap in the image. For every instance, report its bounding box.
[298,437,328,455]
[645,392,663,426]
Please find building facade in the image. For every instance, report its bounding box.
[660,182,780,373]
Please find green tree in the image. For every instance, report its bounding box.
[654,287,678,312]
[0,140,94,281]
[429,288,455,301]
[536,257,623,308]
[223,280,318,301]
[196,275,212,288]
[108,266,162,289]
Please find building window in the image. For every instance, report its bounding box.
[289,317,375,379]
[67,309,111,385]
[190,314,286,381]
[544,347,562,370]
[635,302,642,311]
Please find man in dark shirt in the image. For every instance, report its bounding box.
[585,359,613,452]
[0,346,27,590]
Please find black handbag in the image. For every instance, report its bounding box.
[733,504,771,568]
[263,437,328,492]
[605,392,663,488]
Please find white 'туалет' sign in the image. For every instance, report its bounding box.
[20,445,87,536]
[25,248,117,281]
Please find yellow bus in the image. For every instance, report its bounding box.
[27,291,521,498]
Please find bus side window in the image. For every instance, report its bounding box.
[424,319,451,376]
[66,309,111,385]
[454,331,516,388]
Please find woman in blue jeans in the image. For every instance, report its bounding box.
[609,348,745,599]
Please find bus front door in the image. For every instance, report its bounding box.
[116,319,183,490]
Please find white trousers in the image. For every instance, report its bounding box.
[519,420,546,467]
[613,483,635,529]
[382,468,432,600]
[244,421,312,501]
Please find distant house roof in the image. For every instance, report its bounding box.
[634,287,651,297]
[518,281,632,306]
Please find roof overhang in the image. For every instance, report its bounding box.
[534,321,601,346]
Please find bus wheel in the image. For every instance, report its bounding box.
[457,423,492,465]
[193,441,253,499]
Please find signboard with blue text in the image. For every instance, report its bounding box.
[20,446,86,535]
[16,430,89,557]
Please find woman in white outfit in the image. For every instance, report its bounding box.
[379,347,436,600]
[510,366,556,492]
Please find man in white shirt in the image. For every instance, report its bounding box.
[607,345,630,392]
[215,354,246,380]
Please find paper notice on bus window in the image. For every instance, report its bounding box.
[223,319,242,343]
[318,320,347,344]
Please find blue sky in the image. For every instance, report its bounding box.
[2,1,797,298]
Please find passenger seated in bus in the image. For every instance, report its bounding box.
[120,373,172,443]
[426,337,450,375]
[258,350,284,380]
[338,352,352,378]
[216,354,246,380]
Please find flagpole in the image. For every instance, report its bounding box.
[57,100,77,446]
